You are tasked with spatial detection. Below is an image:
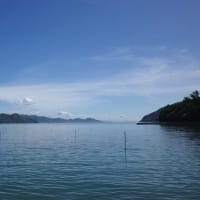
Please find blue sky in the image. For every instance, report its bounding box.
[0,0,200,121]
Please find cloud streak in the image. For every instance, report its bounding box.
[0,47,200,117]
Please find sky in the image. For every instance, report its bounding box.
[0,0,200,121]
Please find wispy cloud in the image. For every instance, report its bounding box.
[0,46,199,118]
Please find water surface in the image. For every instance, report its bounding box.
[0,123,200,199]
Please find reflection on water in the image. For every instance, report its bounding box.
[0,123,200,199]
[160,123,200,143]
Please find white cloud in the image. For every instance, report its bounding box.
[58,111,71,118]
[57,111,89,119]
[19,97,34,105]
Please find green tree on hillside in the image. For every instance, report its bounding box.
[159,90,200,122]
[190,90,200,100]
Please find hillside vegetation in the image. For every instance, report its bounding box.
[139,91,200,123]
[159,91,200,122]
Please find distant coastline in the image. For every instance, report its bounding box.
[0,113,101,124]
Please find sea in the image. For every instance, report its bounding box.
[0,123,200,199]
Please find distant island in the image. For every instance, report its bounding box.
[0,113,101,124]
[138,90,200,124]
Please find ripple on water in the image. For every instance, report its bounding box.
[0,123,200,199]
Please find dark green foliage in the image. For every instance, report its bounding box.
[159,91,200,122]
[190,90,199,100]
[139,109,161,122]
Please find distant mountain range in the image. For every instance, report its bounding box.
[138,91,200,124]
[0,113,101,124]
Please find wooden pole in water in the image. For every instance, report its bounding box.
[75,128,77,141]
[124,131,127,150]
[124,131,127,163]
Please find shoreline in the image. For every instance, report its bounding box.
[137,121,200,125]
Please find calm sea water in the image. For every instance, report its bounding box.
[0,123,200,200]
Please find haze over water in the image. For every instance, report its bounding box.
[1,123,200,199]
